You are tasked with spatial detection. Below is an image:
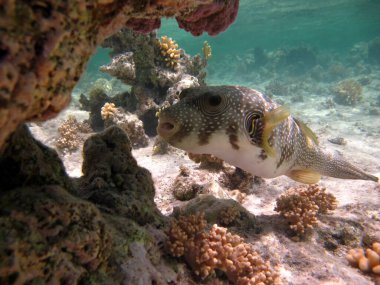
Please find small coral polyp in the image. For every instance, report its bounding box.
[157,36,181,69]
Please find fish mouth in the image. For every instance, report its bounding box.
[157,115,180,141]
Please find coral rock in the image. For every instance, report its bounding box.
[79,126,160,224]
[0,185,112,284]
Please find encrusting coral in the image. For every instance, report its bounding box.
[333,79,363,106]
[275,184,337,237]
[166,213,280,284]
[157,36,181,69]
[346,242,380,284]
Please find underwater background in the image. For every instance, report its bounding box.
[14,0,380,284]
[80,0,380,88]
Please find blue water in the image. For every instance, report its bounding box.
[82,0,380,88]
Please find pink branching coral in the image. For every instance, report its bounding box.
[166,213,280,284]
[346,242,380,284]
[275,184,337,236]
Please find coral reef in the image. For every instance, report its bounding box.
[101,104,149,148]
[79,78,113,131]
[55,115,92,154]
[333,79,363,106]
[157,36,181,69]
[275,184,337,237]
[0,0,239,151]
[166,213,280,284]
[346,242,380,284]
[101,29,207,135]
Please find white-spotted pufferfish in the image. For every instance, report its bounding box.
[157,86,379,184]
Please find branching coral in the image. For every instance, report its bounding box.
[157,36,181,69]
[55,115,92,153]
[101,102,118,121]
[346,242,380,284]
[275,184,337,236]
[166,213,280,284]
[333,79,363,106]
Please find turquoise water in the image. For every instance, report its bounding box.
[83,0,380,88]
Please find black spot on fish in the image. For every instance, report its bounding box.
[198,131,211,146]
[259,150,267,160]
[226,124,239,150]
[172,125,193,144]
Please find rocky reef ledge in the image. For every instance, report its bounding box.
[0,125,173,284]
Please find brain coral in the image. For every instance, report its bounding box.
[166,213,280,284]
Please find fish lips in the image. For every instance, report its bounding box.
[156,114,181,142]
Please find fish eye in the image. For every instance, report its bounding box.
[207,94,222,106]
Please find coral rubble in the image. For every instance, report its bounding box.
[275,184,337,237]
[166,213,280,284]
[0,0,239,151]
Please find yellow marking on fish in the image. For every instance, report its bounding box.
[261,106,290,157]
[295,119,319,147]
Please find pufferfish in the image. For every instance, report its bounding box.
[156,85,379,184]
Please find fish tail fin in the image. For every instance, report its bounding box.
[261,106,290,157]
[314,150,379,182]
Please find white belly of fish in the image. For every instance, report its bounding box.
[187,132,291,178]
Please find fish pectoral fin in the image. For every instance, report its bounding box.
[287,169,321,184]
[262,106,290,157]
